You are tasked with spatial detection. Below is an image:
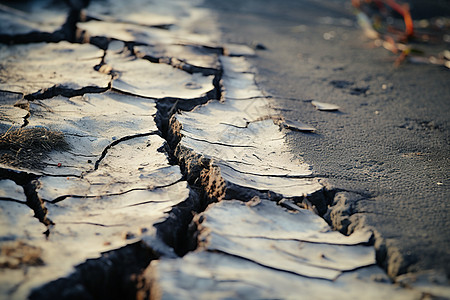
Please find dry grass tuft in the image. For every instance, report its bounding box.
[0,126,68,169]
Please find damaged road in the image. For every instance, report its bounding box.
[204,0,450,294]
[0,0,447,299]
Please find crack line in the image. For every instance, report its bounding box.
[206,250,339,281]
[46,178,184,204]
[57,221,127,227]
[205,232,372,246]
[94,131,158,170]
[183,135,255,148]
[217,162,315,179]
[0,197,27,204]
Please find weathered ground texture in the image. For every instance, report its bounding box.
[204,0,450,293]
[0,0,447,299]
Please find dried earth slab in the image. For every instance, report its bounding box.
[0,91,28,129]
[23,91,157,176]
[78,19,215,48]
[171,99,322,199]
[0,200,48,299]
[149,251,421,300]
[195,200,374,280]
[0,1,67,40]
[0,42,110,97]
[0,194,42,244]
[220,72,263,99]
[78,21,180,45]
[281,119,317,132]
[198,200,372,246]
[0,180,26,203]
[0,180,195,300]
[169,55,322,200]
[311,100,340,111]
[135,44,220,74]
[220,56,263,99]
[86,0,178,27]
[223,43,256,57]
[148,200,420,300]
[83,0,219,46]
[36,135,182,199]
[105,42,215,100]
[86,0,217,35]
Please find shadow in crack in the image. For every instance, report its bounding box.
[29,242,156,300]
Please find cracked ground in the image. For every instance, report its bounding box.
[0,0,448,299]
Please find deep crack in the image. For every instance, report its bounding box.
[24,85,109,101]
[29,242,158,300]
[23,180,53,227]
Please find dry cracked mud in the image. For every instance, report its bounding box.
[0,0,447,299]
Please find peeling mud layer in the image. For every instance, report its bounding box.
[204,0,450,288]
[0,0,447,299]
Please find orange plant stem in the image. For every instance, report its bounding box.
[383,0,414,37]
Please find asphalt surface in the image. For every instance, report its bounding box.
[204,0,450,277]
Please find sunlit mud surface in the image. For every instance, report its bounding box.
[0,0,444,299]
